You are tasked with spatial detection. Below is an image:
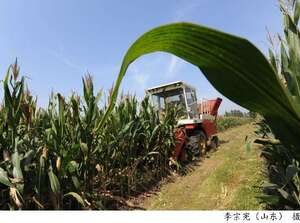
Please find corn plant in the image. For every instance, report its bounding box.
[0,61,38,209]
[93,95,179,199]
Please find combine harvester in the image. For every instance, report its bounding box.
[146,81,222,161]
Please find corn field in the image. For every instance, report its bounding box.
[0,62,182,209]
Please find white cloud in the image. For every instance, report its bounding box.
[167,56,177,74]
[48,43,83,72]
[172,0,210,22]
[133,72,149,90]
[165,0,205,79]
[166,55,185,79]
[173,0,203,21]
[130,64,150,91]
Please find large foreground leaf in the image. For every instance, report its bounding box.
[97,22,300,149]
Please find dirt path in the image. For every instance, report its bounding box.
[136,123,265,210]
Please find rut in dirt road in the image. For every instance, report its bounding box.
[137,123,265,210]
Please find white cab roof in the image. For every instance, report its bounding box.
[146,81,196,94]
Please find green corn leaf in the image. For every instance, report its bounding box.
[80,142,88,160]
[64,192,85,207]
[278,188,296,203]
[268,49,278,73]
[118,120,134,136]
[294,0,300,25]
[262,182,279,189]
[38,155,47,198]
[281,43,289,73]
[258,194,280,205]
[82,77,89,104]
[146,151,160,156]
[12,151,24,193]
[3,67,13,109]
[0,167,12,187]
[21,150,35,167]
[48,166,60,194]
[71,176,81,190]
[95,89,103,104]
[286,164,299,183]
[57,93,65,134]
[283,13,298,35]
[97,22,300,149]
[15,77,25,114]
[67,160,79,174]
[149,124,161,145]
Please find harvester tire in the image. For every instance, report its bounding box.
[197,131,207,159]
[213,136,219,147]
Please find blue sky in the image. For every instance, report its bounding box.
[0,0,282,113]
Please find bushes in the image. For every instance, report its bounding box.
[0,63,180,210]
[217,116,252,132]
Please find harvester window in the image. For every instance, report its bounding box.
[149,88,187,116]
[164,88,185,108]
[185,88,196,104]
[160,97,165,109]
[185,87,198,119]
[151,95,165,110]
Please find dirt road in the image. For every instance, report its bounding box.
[137,123,265,210]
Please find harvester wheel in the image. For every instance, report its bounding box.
[208,136,219,151]
[212,136,219,147]
[197,131,207,159]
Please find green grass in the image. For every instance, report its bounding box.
[141,124,265,210]
[223,150,265,209]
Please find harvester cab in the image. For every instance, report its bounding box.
[146,81,222,161]
[146,81,198,120]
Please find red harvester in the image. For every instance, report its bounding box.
[146,81,222,161]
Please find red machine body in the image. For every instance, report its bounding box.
[199,98,223,116]
[173,98,222,161]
